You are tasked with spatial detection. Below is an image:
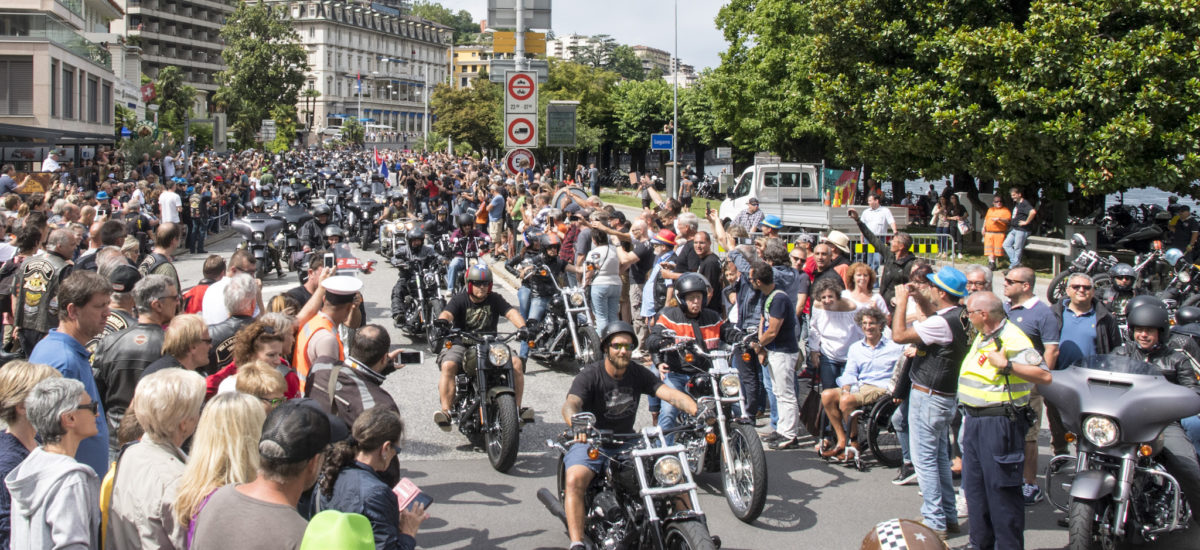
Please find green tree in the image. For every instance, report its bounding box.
[339,117,365,147]
[431,81,502,153]
[267,104,298,153]
[411,1,477,43]
[148,66,196,142]
[607,45,645,81]
[114,104,138,139]
[542,59,621,165]
[610,78,672,172]
[216,0,307,148]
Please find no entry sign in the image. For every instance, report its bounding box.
[503,148,535,174]
[505,113,537,148]
[505,71,538,115]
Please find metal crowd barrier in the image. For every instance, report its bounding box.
[736,231,957,266]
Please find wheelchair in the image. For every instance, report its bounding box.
[811,385,905,471]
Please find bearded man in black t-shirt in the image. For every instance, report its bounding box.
[559,321,703,549]
[434,263,530,428]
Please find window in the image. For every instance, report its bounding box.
[309,27,314,38]
[763,172,800,188]
[62,65,75,119]
[102,82,111,124]
[461,77,467,87]
[87,76,98,122]
[50,59,59,117]
[0,57,34,115]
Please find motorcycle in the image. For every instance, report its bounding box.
[659,332,768,523]
[522,263,603,371]
[274,205,313,272]
[345,187,383,250]
[450,236,489,295]
[231,214,285,279]
[394,249,446,348]
[379,219,418,259]
[1046,234,1119,303]
[430,320,524,472]
[538,411,721,550]
[1042,354,1200,549]
[1158,253,1200,310]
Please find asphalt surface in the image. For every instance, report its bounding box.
[173,228,1196,550]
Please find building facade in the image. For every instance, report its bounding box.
[0,0,125,154]
[546,33,592,62]
[270,0,452,146]
[451,43,514,89]
[110,0,232,113]
[632,45,669,77]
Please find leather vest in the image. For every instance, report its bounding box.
[14,252,71,333]
[93,323,165,429]
[207,315,252,376]
[909,305,969,394]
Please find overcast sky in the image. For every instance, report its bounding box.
[433,0,729,70]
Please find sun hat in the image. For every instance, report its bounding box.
[824,230,851,254]
[651,229,677,247]
[760,215,782,229]
[927,266,968,298]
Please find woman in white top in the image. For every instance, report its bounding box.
[584,226,638,334]
[841,262,890,315]
[807,277,865,390]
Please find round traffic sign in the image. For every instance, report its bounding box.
[504,149,535,174]
[507,73,535,101]
[507,117,535,146]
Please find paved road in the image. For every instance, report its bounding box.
[172,233,1190,550]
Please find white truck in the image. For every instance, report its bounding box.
[717,161,908,233]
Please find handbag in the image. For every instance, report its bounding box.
[799,380,824,437]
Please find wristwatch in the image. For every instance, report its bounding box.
[999,358,1014,376]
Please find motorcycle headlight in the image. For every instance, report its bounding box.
[424,272,438,286]
[289,224,298,232]
[720,374,741,397]
[569,292,585,307]
[653,456,685,486]
[488,344,511,367]
[1180,270,1192,283]
[253,231,264,241]
[1083,415,1119,447]
[405,221,415,231]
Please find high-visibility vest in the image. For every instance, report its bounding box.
[958,321,1038,408]
[294,313,344,382]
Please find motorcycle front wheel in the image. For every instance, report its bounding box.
[1047,270,1077,304]
[723,423,767,523]
[486,393,520,473]
[1068,498,1115,550]
[575,326,602,369]
[663,519,717,550]
[425,297,446,353]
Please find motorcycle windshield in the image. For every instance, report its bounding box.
[1072,354,1161,376]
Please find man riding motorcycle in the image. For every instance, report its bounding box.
[1111,302,1200,516]
[446,213,490,291]
[300,204,332,252]
[426,206,452,237]
[644,272,741,437]
[505,231,572,364]
[433,264,533,428]
[376,190,406,247]
[390,227,440,325]
[560,321,709,550]
[1099,262,1142,317]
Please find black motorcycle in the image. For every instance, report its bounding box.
[1047,234,1119,304]
[521,263,602,371]
[394,250,446,348]
[450,236,489,295]
[660,332,768,523]
[345,188,383,250]
[231,215,284,279]
[274,206,313,272]
[1157,251,1200,310]
[430,320,524,473]
[1042,354,1200,549]
[538,411,721,550]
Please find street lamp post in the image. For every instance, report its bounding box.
[672,0,678,199]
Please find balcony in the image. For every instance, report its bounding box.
[0,13,112,70]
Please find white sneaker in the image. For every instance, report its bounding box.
[956,490,969,518]
[957,253,964,259]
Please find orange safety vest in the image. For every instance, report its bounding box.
[294,313,344,382]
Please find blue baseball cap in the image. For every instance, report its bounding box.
[761,214,782,229]
[927,266,967,298]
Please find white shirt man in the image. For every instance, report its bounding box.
[162,154,176,179]
[159,183,182,224]
[859,194,898,237]
[42,152,62,173]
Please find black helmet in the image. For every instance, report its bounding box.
[465,263,492,286]
[1110,263,1136,290]
[407,227,425,244]
[456,213,475,229]
[251,197,265,210]
[389,190,404,202]
[676,272,710,299]
[313,204,331,217]
[1128,302,1170,334]
[436,206,449,217]
[283,188,298,201]
[1177,306,1200,326]
[324,225,344,239]
[524,229,546,251]
[1126,294,1164,315]
[600,321,638,351]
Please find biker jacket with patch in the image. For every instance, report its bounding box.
[1112,342,1200,395]
[12,251,72,333]
[92,322,165,438]
[206,315,253,375]
[646,305,739,373]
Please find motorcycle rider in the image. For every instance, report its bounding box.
[445,214,490,292]
[560,321,710,550]
[433,264,533,429]
[244,197,286,277]
[426,206,453,237]
[644,272,742,438]
[324,225,345,251]
[505,231,573,364]
[1099,263,1142,317]
[300,204,332,253]
[390,226,439,326]
[1111,302,1200,517]
[377,191,407,252]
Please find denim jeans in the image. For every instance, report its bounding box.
[591,283,621,334]
[518,286,550,359]
[733,349,763,418]
[909,389,958,530]
[658,371,692,444]
[761,363,778,431]
[447,257,466,289]
[818,356,846,390]
[1181,415,1200,456]
[892,398,911,464]
[1003,229,1029,266]
[188,218,207,252]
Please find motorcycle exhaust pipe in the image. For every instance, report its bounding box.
[537,488,567,524]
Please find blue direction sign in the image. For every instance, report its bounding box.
[120,126,132,138]
[650,133,673,151]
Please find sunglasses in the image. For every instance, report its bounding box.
[258,396,285,407]
[75,402,100,415]
[1004,278,1030,286]
[1070,284,1093,291]
[609,343,632,351]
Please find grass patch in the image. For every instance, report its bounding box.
[599,192,644,210]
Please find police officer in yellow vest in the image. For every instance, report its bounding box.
[959,291,1052,550]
